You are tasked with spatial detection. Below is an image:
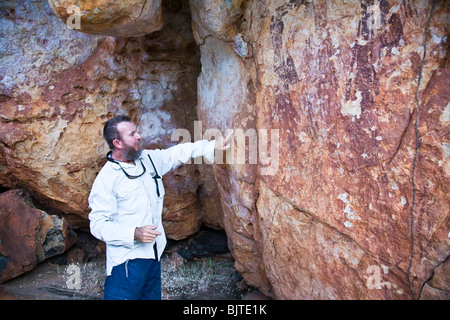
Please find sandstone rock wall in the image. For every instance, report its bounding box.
[0,0,220,237]
[191,0,449,299]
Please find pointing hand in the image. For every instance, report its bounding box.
[214,130,234,151]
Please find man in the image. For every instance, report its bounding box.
[88,115,231,300]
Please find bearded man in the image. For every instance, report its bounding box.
[88,115,231,300]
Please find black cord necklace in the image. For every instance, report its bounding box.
[106,151,146,179]
[106,151,161,197]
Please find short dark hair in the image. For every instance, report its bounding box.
[103,115,132,149]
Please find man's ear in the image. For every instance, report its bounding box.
[113,138,122,149]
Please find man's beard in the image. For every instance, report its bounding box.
[122,144,142,162]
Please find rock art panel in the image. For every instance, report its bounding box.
[192,0,449,299]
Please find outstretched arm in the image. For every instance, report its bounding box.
[148,130,234,176]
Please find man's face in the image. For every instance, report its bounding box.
[116,121,142,161]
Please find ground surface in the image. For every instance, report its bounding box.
[0,229,263,300]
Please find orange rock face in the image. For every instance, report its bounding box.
[47,0,164,37]
[192,0,449,299]
[0,0,219,237]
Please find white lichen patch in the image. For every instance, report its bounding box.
[400,196,407,207]
[441,102,450,124]
[341,91,362,120]
[338,193,349,204]
[344,221,354,228]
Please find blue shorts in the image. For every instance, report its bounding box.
[103,245,161,300]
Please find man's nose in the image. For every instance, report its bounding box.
[136,132,142,140]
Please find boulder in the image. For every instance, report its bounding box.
[191,0,449,299]
[47,0,163,37]
[0,0,221,236]
[0,189,77,283]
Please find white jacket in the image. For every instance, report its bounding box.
[88,140,215,275]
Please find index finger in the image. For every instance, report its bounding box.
[150,229,162,236]
[225,130,234,142]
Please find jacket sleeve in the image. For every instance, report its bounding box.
[88,174,135,248]
[152,139,215,176]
